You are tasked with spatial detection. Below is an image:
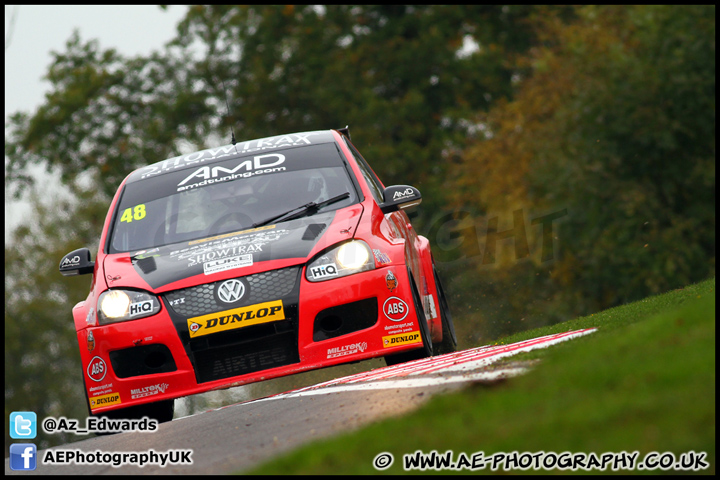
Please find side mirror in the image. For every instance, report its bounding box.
[59,248,95,276]
[379,185,422,214]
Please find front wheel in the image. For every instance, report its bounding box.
[89,399,175,435]
[384,268,433,366]
[432,264,457,355]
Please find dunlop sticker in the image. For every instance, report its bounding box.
[89,392,122,410]
[187,300,284,338]
[382,331,422,348]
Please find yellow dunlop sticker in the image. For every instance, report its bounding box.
[89,392,122,410]
[382,331,422,348]
[187,300,284,338]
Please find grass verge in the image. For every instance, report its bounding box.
[246,278,715,474]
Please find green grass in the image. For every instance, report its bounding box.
[246,278,715,474]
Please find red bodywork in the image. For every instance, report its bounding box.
[70,130,446,414]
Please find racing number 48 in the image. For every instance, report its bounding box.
[121,204,146,223]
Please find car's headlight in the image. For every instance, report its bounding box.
[306,240,374,282]
[97,289,161,325]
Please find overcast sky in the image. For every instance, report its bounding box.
[4,5,188,241]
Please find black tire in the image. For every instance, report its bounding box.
[88,395,174,436]
[432,264,458,355]
[384,268,433,366]
[97,399,175,423]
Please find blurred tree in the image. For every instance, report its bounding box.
[4,190,107,454]
[451,4,715,336]
[5,30,214,200]
[6,5,554,211]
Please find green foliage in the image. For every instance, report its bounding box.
[6,6,547,207]
[5,31,215,200]
[4,191,109,455]
[450,5,715,335]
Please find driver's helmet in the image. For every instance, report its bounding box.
[206,179,254,204]
[272,170,326,206]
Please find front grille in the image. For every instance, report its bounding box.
[193,330,298,383]
[165,267,298,318]
[162,266,301,384]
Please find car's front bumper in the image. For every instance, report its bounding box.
[80,264,424,413]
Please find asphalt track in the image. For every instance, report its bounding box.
[5,329,596,475]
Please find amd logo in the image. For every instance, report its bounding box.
[392,188,414,200]
[178,153,286,187]
[61,256,80,268]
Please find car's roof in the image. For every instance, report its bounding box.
[125,130,340,185]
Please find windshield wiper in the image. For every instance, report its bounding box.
[252,192,351,228]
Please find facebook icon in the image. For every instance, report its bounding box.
[10,443,37,471]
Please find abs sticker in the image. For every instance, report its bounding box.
[382,331,421,348]
[87,356,107,382]
[383,297,409,322]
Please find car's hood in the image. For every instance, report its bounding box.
[102,206,363,291]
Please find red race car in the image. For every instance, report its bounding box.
[59,128,456,422]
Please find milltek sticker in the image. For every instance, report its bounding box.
[327,342,368,359]
[382,331,422,348]
[131,383,170,400]
[187,300,284,338]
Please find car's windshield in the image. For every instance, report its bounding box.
[109,143,358,253]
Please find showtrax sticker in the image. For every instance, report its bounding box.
[171,229,289,265]
[203,254,253,275]
[138,132,322,179]
[187,300,284,338]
